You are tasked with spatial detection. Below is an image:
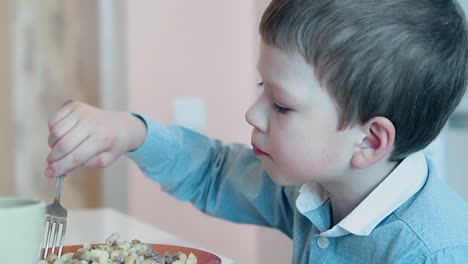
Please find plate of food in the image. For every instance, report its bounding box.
[39,233,222,264]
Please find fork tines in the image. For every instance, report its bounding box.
[42,216,67,258]
[41,175,68,259]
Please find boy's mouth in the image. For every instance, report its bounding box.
[252,143,268,156]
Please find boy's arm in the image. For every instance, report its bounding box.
[127,115,295,237]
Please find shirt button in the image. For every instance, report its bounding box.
[317,236,329,249]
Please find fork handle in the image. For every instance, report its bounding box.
[53,175,65,203]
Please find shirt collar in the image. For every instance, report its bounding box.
[296,152,428,237]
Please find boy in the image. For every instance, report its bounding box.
[45,0,468,263]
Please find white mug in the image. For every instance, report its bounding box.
[0,197,45,264]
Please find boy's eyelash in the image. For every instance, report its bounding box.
[273,103,290,114]
[257,81,290,114]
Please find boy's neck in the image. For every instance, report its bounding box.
[323,159,399,226]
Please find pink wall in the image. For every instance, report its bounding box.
[126,1,282,263]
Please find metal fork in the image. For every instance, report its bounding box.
[42,175,67,259]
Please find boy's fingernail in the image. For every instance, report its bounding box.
[45,169,54,177]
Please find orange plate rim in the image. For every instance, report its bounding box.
[43,244,222,264]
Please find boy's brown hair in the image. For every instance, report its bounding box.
[260,0,468,160]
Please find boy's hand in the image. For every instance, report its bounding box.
[45,101,147,178]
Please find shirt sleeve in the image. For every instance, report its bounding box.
[126,114,296,238]
[424,247,468,263]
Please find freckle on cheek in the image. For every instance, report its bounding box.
[320,150,329,159]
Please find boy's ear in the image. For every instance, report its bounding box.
[351,117,395,169]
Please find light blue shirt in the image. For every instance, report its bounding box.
[127,116,468,263]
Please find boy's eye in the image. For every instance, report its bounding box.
[257,81,264,87]
[273,103,290,114]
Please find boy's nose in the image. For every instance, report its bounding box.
[245,99,268,133]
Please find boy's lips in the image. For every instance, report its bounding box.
[252,143,269,156]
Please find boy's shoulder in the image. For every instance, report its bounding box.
[393,168,468,253]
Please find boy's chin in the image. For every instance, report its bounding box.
[267,173,302,186]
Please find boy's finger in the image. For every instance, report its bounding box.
[48,113,80,148]
[47,123,89,164]
[47,101,77,130]
[45,138,104,178]
[62,100,74,107]
[83,152,114,168]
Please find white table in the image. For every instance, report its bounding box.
[65,208,236,264]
